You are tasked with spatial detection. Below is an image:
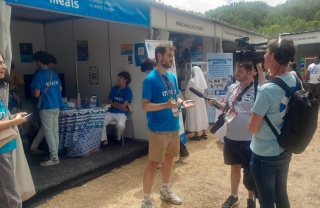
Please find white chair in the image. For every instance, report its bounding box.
[108,111,134,146]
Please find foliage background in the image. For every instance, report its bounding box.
[204,0,320,38]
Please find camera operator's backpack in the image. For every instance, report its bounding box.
[264,76,319,154]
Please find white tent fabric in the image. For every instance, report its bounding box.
[0,0,36,201]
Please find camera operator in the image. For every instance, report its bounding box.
[209,62,256,208]
[248,38,296,208]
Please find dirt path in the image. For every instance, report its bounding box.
[39,115,320,208]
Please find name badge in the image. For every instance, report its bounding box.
[225,107,238,123]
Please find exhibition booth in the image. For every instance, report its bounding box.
[1,0,268,143]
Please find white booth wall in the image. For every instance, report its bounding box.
[108,22,150,141]
[10,18,151,140]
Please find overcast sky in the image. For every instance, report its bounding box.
[158,0,288,13]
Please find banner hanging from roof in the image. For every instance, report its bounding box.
[5,0,150,26]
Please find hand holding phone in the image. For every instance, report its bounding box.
[23,113,33,119]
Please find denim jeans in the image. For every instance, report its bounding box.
[40,108,60,159]
[250,151,292,208]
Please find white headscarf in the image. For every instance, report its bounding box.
[192,66,207,90]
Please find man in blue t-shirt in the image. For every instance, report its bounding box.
[31,51,63,167]
[141,44,194,208]
[248,38,296,208]
[100,71,132,147]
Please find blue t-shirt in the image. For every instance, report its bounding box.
[142,70,180,132]
[108,86,132,116]
[31,69,63,110]
[250,73,297,156]
[0,100,16,154]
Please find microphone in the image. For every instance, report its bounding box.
[189,87,222,109]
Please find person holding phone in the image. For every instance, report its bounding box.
[0,53,28,207]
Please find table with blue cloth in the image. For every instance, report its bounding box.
[59,108,108,157]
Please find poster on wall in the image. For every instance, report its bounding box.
[145,40,187,144]
[206,53,233,123]
[190,46,203,62]
[89,66,99,85]
[121,44,133,65]
[77,40,89,61]
[134,43,147,67]
[19,43,33,63]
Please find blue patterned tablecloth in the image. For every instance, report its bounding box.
[59,108,108,157]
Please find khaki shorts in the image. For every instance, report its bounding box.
[148,130,180,163]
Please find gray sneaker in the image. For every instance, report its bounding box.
[40,158,59,166]
[160,188,182,205]
[222,195,239,208]
[141,199,153,208]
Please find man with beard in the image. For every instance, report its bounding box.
[209,62,256,208]
[141,44,194,208]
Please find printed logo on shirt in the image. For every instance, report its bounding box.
[243,93,254,102]
[162,89,176,97]
[45,80,59,87]
[114,97,123,102]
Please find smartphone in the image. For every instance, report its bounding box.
[23,113,33,119]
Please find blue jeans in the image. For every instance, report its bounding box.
[250,151,292,208]
[40,108,60,159]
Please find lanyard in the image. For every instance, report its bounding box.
[230,81,254,107]
[157,69,177,100]
[231,87,240,106]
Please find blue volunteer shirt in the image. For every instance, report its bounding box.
[142,70,180,132]
[0,100,16,154]
[31,69,63,110]
[108,86,132,116]
[250,73,297,156]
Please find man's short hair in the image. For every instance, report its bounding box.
[48,53,57,64]
[289,62,297,70]
[33,51,50,65]
[236,62,253,72]
[141,58,156,73]
[267,38,295,66]
[118,71,131,85]
[154,44,174,63]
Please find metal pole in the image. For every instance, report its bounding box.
[107,21,113,90]
[72,17,79,93]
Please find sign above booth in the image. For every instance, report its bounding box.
[280,31,320,45]
[5,0,151,26]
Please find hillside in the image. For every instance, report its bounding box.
[205,0,320,37]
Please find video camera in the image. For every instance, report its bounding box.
[234,37,267,64]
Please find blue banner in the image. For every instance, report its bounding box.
[5,0,150,26]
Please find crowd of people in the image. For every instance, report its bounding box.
[0,38,319,207]
[140,40,319,208]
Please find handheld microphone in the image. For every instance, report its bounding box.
[189,87,222,109]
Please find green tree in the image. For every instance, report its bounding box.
[314,11,320,21]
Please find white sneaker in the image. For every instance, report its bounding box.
[160,188,182,205]
[141,199,153,208]
[40,158,59,166]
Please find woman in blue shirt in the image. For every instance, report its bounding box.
[0,53,27,208]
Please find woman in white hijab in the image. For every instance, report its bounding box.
[185,66,209,140]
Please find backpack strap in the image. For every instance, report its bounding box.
[263,75,300,139]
